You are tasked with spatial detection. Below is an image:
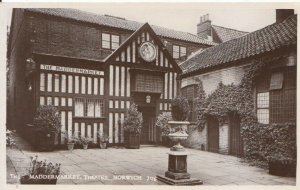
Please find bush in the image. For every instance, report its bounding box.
[123,103,143,135]
[33,105,61,134]
[156,112,172,136]
[243,123,296,164]
[171,96,190,121]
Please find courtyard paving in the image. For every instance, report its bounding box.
[6,133,296,185]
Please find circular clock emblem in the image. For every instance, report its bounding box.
[139,42,157,62]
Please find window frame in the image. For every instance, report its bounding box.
[101,32,120,50]
[74,97,104,118]
[256,91,270,125]
[172,45,187,59]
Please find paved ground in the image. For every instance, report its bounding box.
[6,133,296,185]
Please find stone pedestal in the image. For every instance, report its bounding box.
[157,151,203,185]
[157,121,203,185]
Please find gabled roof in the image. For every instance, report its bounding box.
[25,8,216,46]
[212,25,248,42]
[105,23,182,73]
[180,15,297,76]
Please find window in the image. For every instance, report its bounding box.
[54,74,60,92]
[74,98,84,117]
[74,98,104,118]
[257,92,269,124]
[181,84,199,122]
[75,76,79,94]
[173,45,187,59]
[102,33,120,50]
[81,76,86,94]
[61,75,66,93]
[47,73,52,92]
[68,75,73,93]
[40,73,45,91]
[136,74,163,93]
[269,72,283,90]
[40,96,45,105]
[54,97,59,106]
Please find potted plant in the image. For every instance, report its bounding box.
[123,103,143,149]
[6,129,15,148]
[64,132,78,151]
[98,132,109,149]
[33,105,61,151]
[265,123,296,177]
[156,112,173,147]
[80,136,91,150]
[168,97,190,145]
[20,155,61,184]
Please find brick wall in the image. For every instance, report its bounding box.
[27,13,132,61]
[181,64,250,95]
[8,9,32,130]
[26,12,207,63]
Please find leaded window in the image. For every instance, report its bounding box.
[257,92,270,124]
[74,98,104,118]
[135,74,163,93]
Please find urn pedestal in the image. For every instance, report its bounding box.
[156,121,203,185]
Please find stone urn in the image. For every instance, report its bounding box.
[157,121,203,185]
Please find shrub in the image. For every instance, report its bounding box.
[21,155,61,184]
[156,112,173,136]
[98,132,109,143]
[33,105,61,134]
[171,96,190,121]
[123,103,143,135]
[80,136,91,145]
[242,123,296,164]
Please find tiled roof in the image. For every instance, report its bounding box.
[25,8,216,46]
[180,15,297,75]
[212,25,248,42]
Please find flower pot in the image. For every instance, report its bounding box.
[67,143,74,151]
[35,131,56,151]
[83,144,88,150]
[269,159,296,177]
[20,175,57,184]
[99,142,107,149]
[127,132,140,149]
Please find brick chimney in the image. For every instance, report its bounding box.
[197,14,212,41]
[276,9,294,23]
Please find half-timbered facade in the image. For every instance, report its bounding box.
[7,8,214,146]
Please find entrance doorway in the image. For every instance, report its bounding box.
[138,106,157,144]
[229,114,243,157]
[207,116,219,153]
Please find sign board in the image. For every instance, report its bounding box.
[40,64,104,76]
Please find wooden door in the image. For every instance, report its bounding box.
[139,107,156,144]
[207,116,219,153]
[229,114,243,157]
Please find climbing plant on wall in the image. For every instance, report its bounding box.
[195,59,296,165]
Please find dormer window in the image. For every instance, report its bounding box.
[173,45,187,59]
[102,33,120,50]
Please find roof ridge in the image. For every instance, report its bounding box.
[181,14,297,75]
[25,8,215,46]
[212,24,249,34]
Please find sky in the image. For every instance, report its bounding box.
[4,4,284,35]
[80,4,277,34]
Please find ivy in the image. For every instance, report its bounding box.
[195,59,296,165]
